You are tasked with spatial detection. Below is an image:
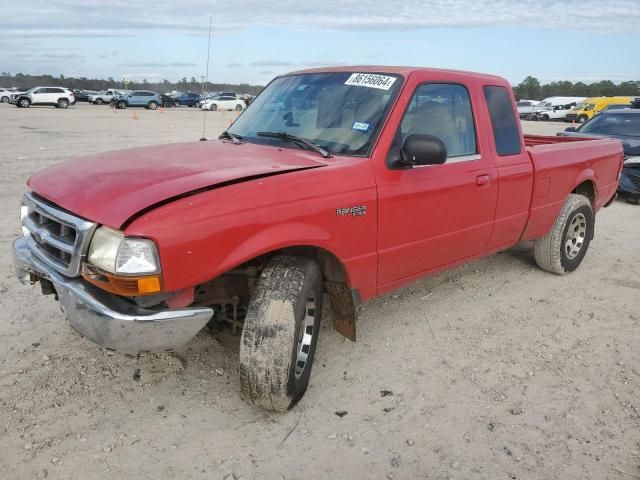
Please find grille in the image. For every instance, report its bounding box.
[21,192,97,277]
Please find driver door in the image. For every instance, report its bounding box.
[374,77,498,291]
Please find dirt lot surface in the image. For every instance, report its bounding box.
[0,103,638,480]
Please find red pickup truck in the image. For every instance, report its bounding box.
[14,67,622,412]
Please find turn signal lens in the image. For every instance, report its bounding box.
[82,264,162,296]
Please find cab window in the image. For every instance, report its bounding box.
[396,83,477,159]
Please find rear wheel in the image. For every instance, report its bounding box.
[57,98,69,109]
[578,115,588,123]
[147,101,158,110]
[534,194,594,275]
[240,255,323,412]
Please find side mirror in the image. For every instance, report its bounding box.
[397,134,447,168]
[565,126,577,132]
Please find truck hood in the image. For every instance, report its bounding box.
[28,140,326,228]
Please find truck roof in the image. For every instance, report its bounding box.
[285,65,507,83]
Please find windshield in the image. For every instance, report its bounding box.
[574,102,586,110]
[228,72,403,156]
[579,113,640,138]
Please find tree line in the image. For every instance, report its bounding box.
[514,76,639,100]
[2,72,638,100]
[0,72,264,95]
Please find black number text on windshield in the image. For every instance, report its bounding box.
[228,72,402,156]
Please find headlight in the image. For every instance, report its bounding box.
[624,156,640,165]
[88,227,160,275]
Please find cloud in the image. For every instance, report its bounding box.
[250,60,296,67]
[227,62,242,68]
[2,0,637,40]
[119,62,197,68]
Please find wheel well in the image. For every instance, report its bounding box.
[193,246,359,341]
[573,180,595,206]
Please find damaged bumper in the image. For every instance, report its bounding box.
[13,236,213,353]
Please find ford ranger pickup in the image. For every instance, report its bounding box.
[13,67,623,412]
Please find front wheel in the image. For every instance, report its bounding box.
[1,96,8,103]
[147,101,157,110]
[95,98,104,105]
[235,104,243,111]
[210,103,217,111]
[578,115,588,124]
[18,98,30,108]
[534,194,594,275]
[240,256,323,412]
[117,101,127,109]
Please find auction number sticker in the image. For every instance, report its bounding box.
[345,73,397,90]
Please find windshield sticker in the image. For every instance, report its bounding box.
[345,73,397,91]
[352,121,370,132]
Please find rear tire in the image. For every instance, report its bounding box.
[534,194,594,275]
[57,98,69,109]
[240,255,323,412]
[578,115,588,123]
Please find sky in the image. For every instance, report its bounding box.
[1,0,639,86]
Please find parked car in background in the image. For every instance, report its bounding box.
[565,96,634,123]
[13,66,622,412]
[532,96,586,121]
[112,91,162,110]
[599,103,634,113]
[159,94,177,108]
[0,88,13,103]
[202,92,245,111]
[176,92,202,107]
[14,87,75,109]
[72,89,89,102]
[516,99,539,119]
[89,89,124,105]
[560,109,640,203]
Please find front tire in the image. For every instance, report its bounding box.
[235,104,243,111]
[240,256,323,412]
[1,96,8,103]
[95,98,104,105]
[18,98,30,108]
[534,194,594,275]
[210,103,217,111]
[147,101,158,110]
[578,115,588,123]
[117,101,127,110]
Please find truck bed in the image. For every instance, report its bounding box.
[520,134,623,241]
[524,134,591,147]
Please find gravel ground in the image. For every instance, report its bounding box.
[0,103,638,480]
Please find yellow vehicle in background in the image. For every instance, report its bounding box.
[566,96,634,123]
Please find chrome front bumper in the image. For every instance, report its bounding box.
[13,236,213,353]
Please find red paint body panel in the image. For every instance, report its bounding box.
[28,141,328,228]
[25,66,623,303]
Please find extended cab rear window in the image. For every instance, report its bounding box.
[484,86,522,156]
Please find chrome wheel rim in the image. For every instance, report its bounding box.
[565,212,587,259]
[294,295,316,379]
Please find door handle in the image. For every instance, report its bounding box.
[476,174,490,186]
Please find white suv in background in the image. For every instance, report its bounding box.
[0,88,13,103]
[15,87,75,109]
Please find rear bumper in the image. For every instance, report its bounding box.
[13,236,213,353]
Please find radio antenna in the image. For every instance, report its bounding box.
[200,15,213,141]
